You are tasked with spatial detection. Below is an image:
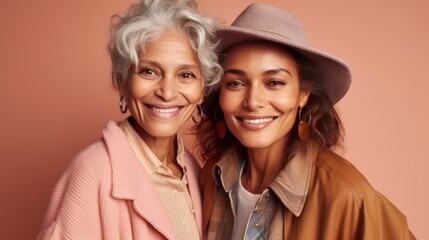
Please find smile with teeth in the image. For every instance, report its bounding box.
[241,117,274,124]
[152,107,178,113]
[147,105,180,113]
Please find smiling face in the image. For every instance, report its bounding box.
[220,41,309,150]
[125,31,203,142]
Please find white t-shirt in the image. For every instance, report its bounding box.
[232,175,261,240]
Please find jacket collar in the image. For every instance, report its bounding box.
[213,142,315,217]
[212,144,244,192]
[269,143,315,216]
[102,120,203,239]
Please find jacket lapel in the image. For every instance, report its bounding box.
[183,150,203,239]
[102,121,176,239]
[270,143,315,216]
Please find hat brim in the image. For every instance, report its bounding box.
[217,26,351,104]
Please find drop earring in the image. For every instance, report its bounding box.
[298,107,311,141]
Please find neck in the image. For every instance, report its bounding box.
[145,136,177,165]
[129,117,176,165]
[241,139,288,194]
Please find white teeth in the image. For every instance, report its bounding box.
[151,106,179,113]
[243,118,273,124]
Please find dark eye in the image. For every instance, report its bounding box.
[267,80,286,86]
[136,67,159,80]
[139,68,156,75]
[225,80,245,88]
[180,72,196,79]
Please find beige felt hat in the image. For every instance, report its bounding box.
[217,3,352,104]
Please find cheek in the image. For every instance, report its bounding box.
[271,89,302,111]
[182,83,203,103]
[219,90,236,116]
[126,77,150,99]
[272,98,300,127]
[272,98,297,109]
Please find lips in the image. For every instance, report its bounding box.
[237,116,276,130]
[242,117,274,124]
[147,105,179,113]
[144,104,182,118]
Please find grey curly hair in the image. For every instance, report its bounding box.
[108,0,222,95]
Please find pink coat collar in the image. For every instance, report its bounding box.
[102,121,202,239]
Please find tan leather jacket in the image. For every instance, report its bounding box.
[201,144,416,239]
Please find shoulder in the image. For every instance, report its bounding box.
[49,139,113,202]
[38,139,114,237]
[312,148,375,203]
[68,140,112,180]
[65,120,125,182]
[315,148,371,186]
[58,121,124,190]
[313,148,416,239]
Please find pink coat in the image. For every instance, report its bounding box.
[37,121,203,240]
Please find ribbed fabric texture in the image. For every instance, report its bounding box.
[36,121,202,240]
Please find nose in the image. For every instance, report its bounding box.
[154,75,178,101]
[242,85,266,110]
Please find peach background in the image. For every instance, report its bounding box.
[0,0,427,239]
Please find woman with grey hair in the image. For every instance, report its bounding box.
[37,0,221,239]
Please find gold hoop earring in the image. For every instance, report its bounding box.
[298,107,311,141]
[119,95,128,114]
[191,105,203,125]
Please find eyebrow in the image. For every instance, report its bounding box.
[223,68,245,75]
[223,68,292,76]
[137,60,160,68]
[263,68,292,76]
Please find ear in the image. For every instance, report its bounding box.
[299,90,310,108]
[115,74,127,96]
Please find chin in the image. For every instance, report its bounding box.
[239,140,273,149]
[149,131,178,138]
[145,127,180,138]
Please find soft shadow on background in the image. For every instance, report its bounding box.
[0,0,427,239]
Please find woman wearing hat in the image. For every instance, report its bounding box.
[198,3,415,239]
